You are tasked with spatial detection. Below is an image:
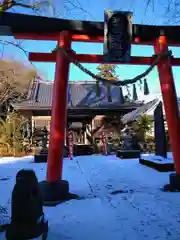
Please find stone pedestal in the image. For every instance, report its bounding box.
[34,148,48,163]
[34,146,68,163]
[116,150,141,159]
[139,157,174,172]
[164,173,180,191]
[39,180,79,206]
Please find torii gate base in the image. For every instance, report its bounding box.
[19,30,180,204]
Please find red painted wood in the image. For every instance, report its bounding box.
[46,31,72,183]
[14,32,180,46]
[28,52,180,66]
[14,33,105,42]
[14,32,59,41]
[154,36,180,175]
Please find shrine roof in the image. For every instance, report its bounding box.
[1,12,180,44]
[122,96,180,124]
[11,80,142,111]
[122,99,159,124]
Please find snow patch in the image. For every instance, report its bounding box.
[0,154,180,240]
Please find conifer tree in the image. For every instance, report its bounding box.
[96,64,118,102]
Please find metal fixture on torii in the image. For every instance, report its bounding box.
[1,11,180,203]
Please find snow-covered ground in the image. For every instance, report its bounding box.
[0,154,180,240]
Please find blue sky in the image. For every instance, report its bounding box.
[1,0,180,96]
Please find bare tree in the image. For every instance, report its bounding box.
[0,0,94,66]
[0,0,53,14]
[137,0,180,23]
[0,0,94,19]
[0,60,38,104]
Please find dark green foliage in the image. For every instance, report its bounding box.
[0,110,29,156]
[132,114,153,141]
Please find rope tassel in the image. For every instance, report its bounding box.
[107,84,112,102]
[144,78,150,95]
[96,80,101,97]
[132,84,138,100]
[119,87,125,104]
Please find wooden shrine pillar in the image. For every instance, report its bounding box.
[47,31,72,183]
[154,36,180,177]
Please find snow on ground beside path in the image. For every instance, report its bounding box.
[0,154,180,240]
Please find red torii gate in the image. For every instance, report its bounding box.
[4,12,180,201]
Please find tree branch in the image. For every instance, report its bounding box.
[1,0,37,12]
[0,40,28,57]
[0,39,40,73]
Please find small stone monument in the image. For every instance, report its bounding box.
[154,101,167,158]
[122,128,133,150]
[5,169,48,239]
[116,126,141,159]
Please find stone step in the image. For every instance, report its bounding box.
[116,150,141,159]
[34,146,68,163]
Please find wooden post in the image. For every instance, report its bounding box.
[47,31,72,183]
[100,132,107,155]
[154,36,180,175]
[68,131,73,160]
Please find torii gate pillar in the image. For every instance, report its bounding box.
[39,31,73,203]
[155,36,180,190]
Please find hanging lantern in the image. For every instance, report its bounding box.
[144,78,150,95]
[132,84,138,100]
[107,84,112,102]
[126,85,131,98]
[138,79,142,91]
[119,87,125,104]
[96,80,101,97]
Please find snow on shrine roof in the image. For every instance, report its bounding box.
[12,80,142,110]
[122,96,180,124]
[122,99,159,124]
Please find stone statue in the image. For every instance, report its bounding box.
[5,170,48,239]
[121,125,141,151]
[122,128,133,150]
[27,121,32,139]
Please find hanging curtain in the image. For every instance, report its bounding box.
[107,84,112,102]
[119,87,125,104]
[144,78,150,95]
[132,84,138,100]
[96,80,101,97]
